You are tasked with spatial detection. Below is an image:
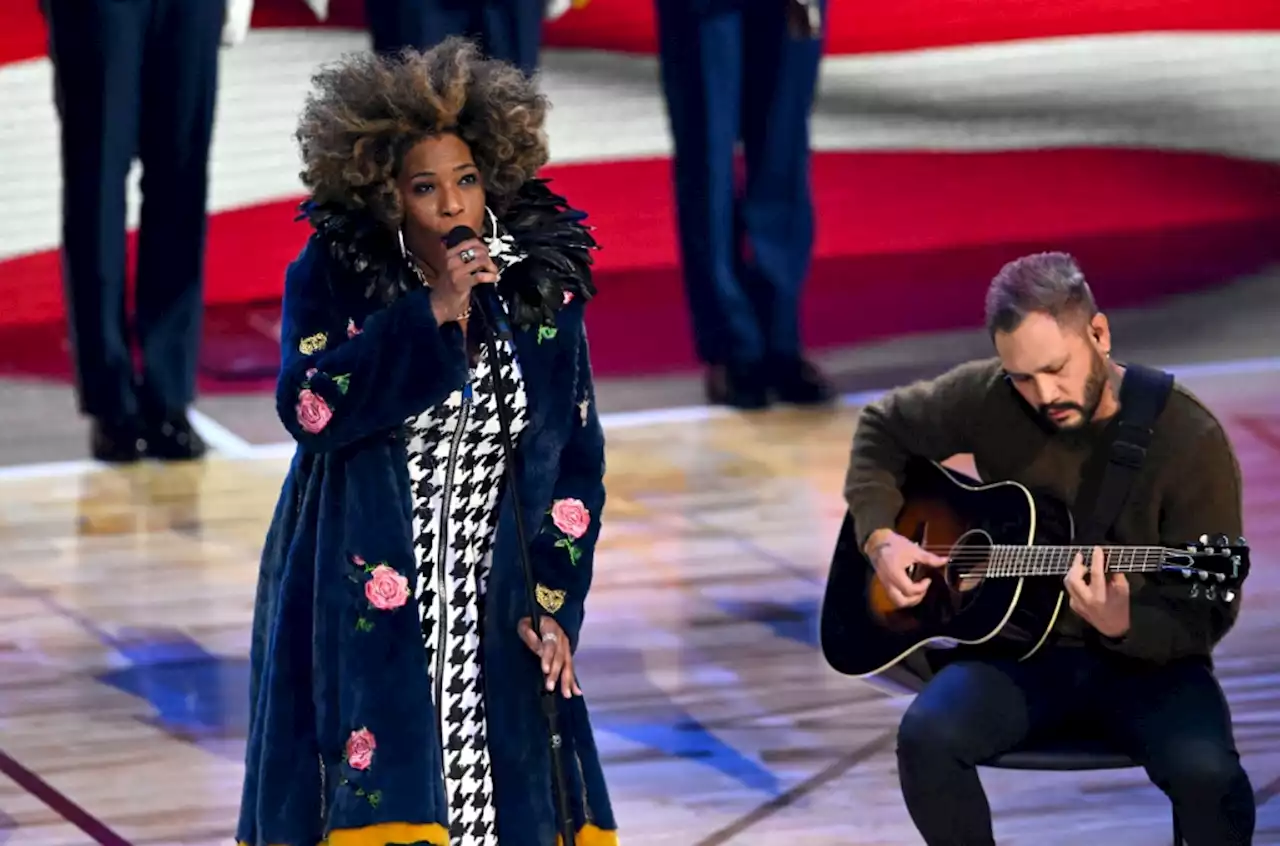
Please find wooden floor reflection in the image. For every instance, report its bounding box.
[1,365,1278,845]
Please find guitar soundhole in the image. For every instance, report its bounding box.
[945,530,992,596]
[919,529,992,625]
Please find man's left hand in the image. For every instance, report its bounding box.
[1064,546,1131,638]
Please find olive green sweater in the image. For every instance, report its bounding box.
[843,357,1244,665]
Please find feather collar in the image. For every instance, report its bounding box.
[298,179,598,332]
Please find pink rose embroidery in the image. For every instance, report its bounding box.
[337,726,383,807]
[296,389,332,434]
[563,290,574,305]
[551,498,590,539]
[364,564,409,611]
[345,728,376,771]
[349,557,407,631]
[548,498,590,566]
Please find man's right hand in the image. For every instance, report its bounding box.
[864,529,947,609]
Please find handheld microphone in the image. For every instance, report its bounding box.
[443,225,476,252]
[443,225,509,338]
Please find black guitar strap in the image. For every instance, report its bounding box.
[1075,363,1175,544]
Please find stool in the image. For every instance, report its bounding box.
[981,735,1184,845]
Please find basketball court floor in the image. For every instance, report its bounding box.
[0,273,1278,844]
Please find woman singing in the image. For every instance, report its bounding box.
[236,39,617,846]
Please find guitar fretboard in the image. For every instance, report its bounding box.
[978,545,1174,578]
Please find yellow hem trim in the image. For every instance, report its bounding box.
[240,820,614,846]
[558,823,620,846]
[325,822,449,846]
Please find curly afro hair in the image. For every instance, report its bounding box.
[295,37,550,226]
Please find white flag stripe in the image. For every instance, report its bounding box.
[0,31,1277,262]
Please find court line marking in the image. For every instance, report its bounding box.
[0,747,132,845]
[0,354,1276,482]
[188,407,256,457]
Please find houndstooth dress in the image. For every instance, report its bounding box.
[405,308,528,845]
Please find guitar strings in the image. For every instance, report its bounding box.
[894,546,1183,579]
[901,545,1173,555]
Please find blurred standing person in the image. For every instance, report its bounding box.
[655,0,834,410]
[41,0,223,461]
[364,0,545,77]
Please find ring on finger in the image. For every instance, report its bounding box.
[460,248,477,263]
[541,631,559,644]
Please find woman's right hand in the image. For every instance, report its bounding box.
[428,237,499,324]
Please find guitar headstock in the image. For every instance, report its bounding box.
[1162,534,1250,601]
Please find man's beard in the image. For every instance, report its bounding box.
[1039,350,1108,431]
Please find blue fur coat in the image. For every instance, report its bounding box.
[236,181,617,846]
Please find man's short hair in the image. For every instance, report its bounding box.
[984,251,1098,336]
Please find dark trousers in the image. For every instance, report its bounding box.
[654,0,821,366]
[364,0,543,77]
[897,648,1255,846]
[45,0,222,422]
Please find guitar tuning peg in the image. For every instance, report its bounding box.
[1212,533,1229,547]
[1199,534,1209,545]
[1225,590,1236,603]
[1237,536,1247,546]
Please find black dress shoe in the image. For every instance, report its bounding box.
[768,355,835,406]
[90,417,146,464]
[705,362,771,410]
[143,414,207,461]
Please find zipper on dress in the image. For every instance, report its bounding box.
[318,750,327,824]
[432,381,472,748]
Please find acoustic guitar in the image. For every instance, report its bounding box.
[819,458,1250,681]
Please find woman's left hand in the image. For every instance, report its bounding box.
[518,616,582,698]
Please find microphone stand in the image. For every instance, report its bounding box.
[473,291,578,846]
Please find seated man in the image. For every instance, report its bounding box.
[843,252,1254,846]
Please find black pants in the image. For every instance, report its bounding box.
[654,0,821,366]
[44,0,222,422]
[897,647,1255,845]
[364,0,543,77]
